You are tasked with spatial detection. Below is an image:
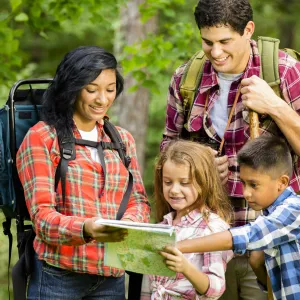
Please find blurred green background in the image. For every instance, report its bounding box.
[0,0,299,298]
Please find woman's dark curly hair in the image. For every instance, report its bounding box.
[194,0,253,35]
[42,46,124,139]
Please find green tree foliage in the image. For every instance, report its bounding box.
[0,1,299,298]
[0,0,123,103]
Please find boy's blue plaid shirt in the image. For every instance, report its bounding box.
[230,187,300,300]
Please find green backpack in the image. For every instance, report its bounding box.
[179,36,300,131]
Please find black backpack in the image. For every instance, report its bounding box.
[0,79,137,300]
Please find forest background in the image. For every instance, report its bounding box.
[0,0,299,298]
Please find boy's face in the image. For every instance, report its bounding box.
[240,166,285,211]
[200,22,254,74]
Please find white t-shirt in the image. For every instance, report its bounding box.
[210,72,242,138]
[78,126,100,163]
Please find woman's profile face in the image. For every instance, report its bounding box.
[73,69,117,131]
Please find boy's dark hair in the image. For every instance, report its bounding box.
[237,135,293,178]
[194,0,253,35]
[42,46,124,139]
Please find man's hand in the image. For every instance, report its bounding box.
[211,149,228,184]
[160,246,191,274]
[241,75,282,115]
[83,217,128,243]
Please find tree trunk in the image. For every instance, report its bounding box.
[278,21,296,48]
[113,0,157,175]
[277,0,297,48]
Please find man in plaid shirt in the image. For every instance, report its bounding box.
[161,0,300,299]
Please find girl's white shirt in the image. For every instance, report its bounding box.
[78,126,100,164]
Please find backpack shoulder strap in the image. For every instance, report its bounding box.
[54,120,132,220]
[257,36,281,97]
[103,118,132,220]
[258,36,300,98]
[55,133,76,205]
[283,48,300,61]
[179,50,207,118]
[257,36,280,87]
[103,117,131,168]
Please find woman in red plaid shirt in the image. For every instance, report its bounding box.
[16,46,150,299]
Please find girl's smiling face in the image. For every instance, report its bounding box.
[162,159,199,221]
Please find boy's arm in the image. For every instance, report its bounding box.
[178,197,300,254]
[249,251,268,288]
[177,230,233,253]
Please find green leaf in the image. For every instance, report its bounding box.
[132,70,147,82]
[10,0,22,12]
[0,13,9,22]
[39,31,49,40]
[128,85,139,93]
[14,12,28,22]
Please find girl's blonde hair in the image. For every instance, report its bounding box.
[154,140,233,224]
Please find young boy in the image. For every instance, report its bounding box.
[161,135,300,300]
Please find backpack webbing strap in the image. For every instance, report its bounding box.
[102,119,133,220]
[103,118,131,168]
[55,121,133,220]
[3,217,12,300]
[74,137,133,220]
[283,48,300,61]
[55,137,76,206]
[75,138,107,175]
[257,36,280,87]
[12,228,35,300]
[179,50,207,120]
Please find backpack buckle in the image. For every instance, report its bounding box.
[62,148,73,160]
[120,142,126,151]
[2,219,11,236]
[61,138,74,144]
[125,156,131,168]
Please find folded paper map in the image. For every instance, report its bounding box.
[95,219,176,277]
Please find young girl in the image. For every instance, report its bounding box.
[141,140,234,299]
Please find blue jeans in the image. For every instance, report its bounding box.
[27,255,125,299]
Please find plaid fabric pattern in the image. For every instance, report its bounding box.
[161,40,300,227]
[16,121,150,276]
[140,210,233,299]
[230,187,300,300]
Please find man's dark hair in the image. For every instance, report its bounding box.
[42,46,124,139]
[237,136,293,179]
[194,0,253,35]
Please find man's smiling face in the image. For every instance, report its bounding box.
[200,22,253,74]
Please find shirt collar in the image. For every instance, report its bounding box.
[162,209,206,225]
[72,119,104,140]
[263,186,295,216]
